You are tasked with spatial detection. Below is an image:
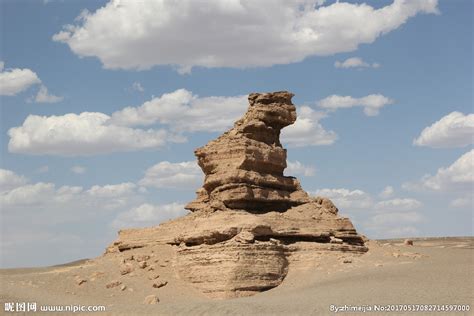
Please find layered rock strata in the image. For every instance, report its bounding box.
[185,91,310,213]
[107,91,367,298]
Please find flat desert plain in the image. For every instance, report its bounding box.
[1,237,473,315]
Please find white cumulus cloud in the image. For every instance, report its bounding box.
[363,212,423,238]
[1,182,56,206]
[0,62,41,96]
[402,150,473,209]
[374,198,422,212]
[8,112,173,156]
[0,169,29,193]
[285,160,316,177]
[0,178,140,211]
[413,112,474,148]
[33,85,63,103]
[86,182,137,198]
[317,94,394,116]
[111,89,247,132]
[418,150,473,192]
[367,211,423,226]
[378,185,394,199]
[312,188,373,210]
[312,185,426,238]
[112,202,188,229]
[281,106,337,147]
[131,81,144,92]
[334,57,380,69]
[139,161,203,189]
[52,0,438,72]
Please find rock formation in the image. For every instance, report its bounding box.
[106,91,367,298]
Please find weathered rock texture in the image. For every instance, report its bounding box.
[107,91,367,298]
[186,91,310,213]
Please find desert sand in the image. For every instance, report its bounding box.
[1,237,473,315]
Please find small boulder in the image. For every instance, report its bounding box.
[75,277,86,286]
[120,263,134,275]
[404,239,414,246]
[138,261,148,269]
[143,294,159,305]
[106,280,122,289]
[148,273,160,280]
[152,281,168,289]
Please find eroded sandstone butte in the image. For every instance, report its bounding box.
[106,91,367,298]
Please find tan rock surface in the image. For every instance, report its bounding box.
[106,91,367,298]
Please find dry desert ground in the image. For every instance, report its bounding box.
[1,237,473,316]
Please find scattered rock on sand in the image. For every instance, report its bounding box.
[138,261,148,269]
[120,285,127,291]
[120,263,134,275]
[143,294,159,304]
[404,239,414,246]
[152,281,168,289]
[75,277,86,286]
[343,259,352,264]
[106,280,122,289]
[148,273,160,280]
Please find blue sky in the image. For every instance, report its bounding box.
[0,0,472,268]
